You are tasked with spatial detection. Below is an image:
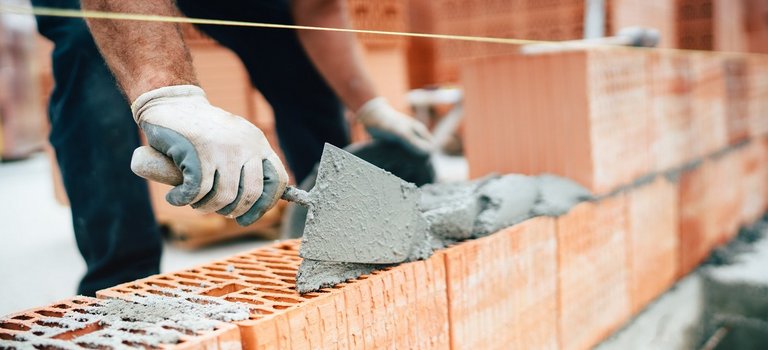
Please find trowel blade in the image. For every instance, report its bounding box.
[299,143,428,264]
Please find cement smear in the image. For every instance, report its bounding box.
[422,173,591,247]
[0,289,249,349]
[299,144,430,264]
[296,172,591,293]
[296,259,382,294]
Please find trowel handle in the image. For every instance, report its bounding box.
[132,146,310,207]
[281,186,311,207]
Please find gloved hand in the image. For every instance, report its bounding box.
[357,97,434,155]
[131,85,289,226]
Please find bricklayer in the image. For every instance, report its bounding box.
[98,240,450,349]
[0,296,241,350]
[443,217,558,350]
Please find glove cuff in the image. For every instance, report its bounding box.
[131,85,206,123]
[355,97,391,124]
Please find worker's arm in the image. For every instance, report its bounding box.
[81,0,288,225]
[292,0,434,154]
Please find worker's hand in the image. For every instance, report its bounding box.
[131,85,289,226]
[357,97,433,155]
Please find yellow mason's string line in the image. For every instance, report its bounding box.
[0,4,544,45]
[0,4,765,58]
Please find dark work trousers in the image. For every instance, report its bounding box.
[32,0,162,296]
[176,0,350,181]
[33,0,348,294]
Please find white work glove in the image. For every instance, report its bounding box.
[357,97,434,155]
[131,85,288,226]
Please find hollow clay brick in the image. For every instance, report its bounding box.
[98,240,450,349]
[675,151,743,276]
[626,177,679,314]
[723,57,750,145]
[739,138,768,224]
[689,53,728,158]
[348,0,408,47]
[443,217,558,350]
[0,296,241,350]
[647,51,694,172]
[557,197,631,350]
[677,160,716,277]
[709,150,745,244]
[676,0,748,52]
[748,56,768,137]
[463,48,651,194]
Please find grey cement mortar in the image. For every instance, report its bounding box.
[0,289,249,349]
[698,219,768,348]
[423,173,591,246]
[299,144,431,265]
[296,259,382,294]
[297,171,592,292]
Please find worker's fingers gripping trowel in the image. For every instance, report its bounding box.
[131,144,429,264]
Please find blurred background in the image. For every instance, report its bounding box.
[2,1,768,347]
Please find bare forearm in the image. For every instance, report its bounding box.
[292,0,377,111]
[81,0,197,101]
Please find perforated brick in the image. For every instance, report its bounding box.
[748,56,768,137]
[647,51,694,172]
[689,54,728,158]
[626,177,679,314]
[557,197,631,350]
[463,48,651,194]
[739,138,768,224]
[443,217,558,350]
[0,297,241,350]
[98,240,450,349]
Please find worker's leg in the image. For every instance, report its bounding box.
[33,0,162,296]
[176,0,350,184]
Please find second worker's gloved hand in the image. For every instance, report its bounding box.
[131,85,289,226]
[357,97,434,155]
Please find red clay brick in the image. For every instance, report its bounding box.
[443,217,558,350]
[647,51,694,172]
[739,138,768,224]
[748,56,768,137]
[0,297,241,349]
[676,151,744,275]
[689,53,728,159]
[98,240,450,349]
[626,177,679,314]
[463,48,651,194]
[677,161,716,276]
[723,57,750,145]
[676,0,748,51]
[557,197,631,350]
[710,151,745,244]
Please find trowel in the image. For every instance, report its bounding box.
[131,143,429,264]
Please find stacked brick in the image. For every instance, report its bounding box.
[6,139,768,350]
[460,46,768,348]
[463,48,651,194]
[0,296,241,349]
[676,0,748,52]
[98,240,450,349]
[443,217,559,350]
[408,0,589,86]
